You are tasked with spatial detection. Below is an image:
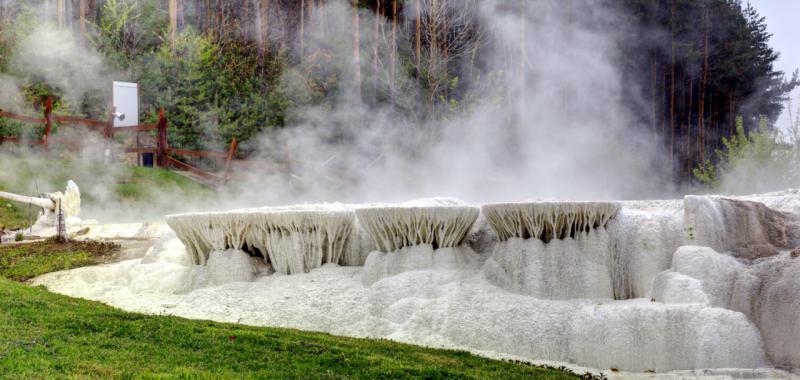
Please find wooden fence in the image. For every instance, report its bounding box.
[0,97,238,186]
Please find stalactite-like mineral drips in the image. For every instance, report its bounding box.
[166,205,357,274]
[482,201,620,242]
[356,205,480,252]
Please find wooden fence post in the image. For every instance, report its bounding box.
[42,97,53,149]
[156,108,168,168]
[106,106,115,139]
[103,106,115,163]
[223,137,238,185]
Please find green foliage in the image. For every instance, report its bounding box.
[693,114,798,192]
[0,19,11,72]
[0,120,23,139]
[91,0,165,71]
[0,9,79,124]
[0,9,57,130]
[692,159,718,188]
[693,116,754,187]
[0,0,796,185]
[139,29,287,152]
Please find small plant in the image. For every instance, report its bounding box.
[693,116,752,188]
[14,232,23,241]
[693,110,800,192]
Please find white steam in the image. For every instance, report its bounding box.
[233,0,667,206]
[8,25,110,106]
[4,0,672,223]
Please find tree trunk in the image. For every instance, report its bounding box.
[241,0,250,39]
[255,0,269,60]
[215,0,224,38]
[520,1,527,96]
[352,0,362,102]
[391,0,397,87]
[669,0,676,178]
[281,3,292,53]
[729,92,734,138]
[651,52,658,144]
[205,0,212,34]
[686,78,693,177]
[429,0,439,103]
[308,0,314,37]
[699,6,709,160]
[708,92,714,151]
[1,0,9,24]
[56,0,65,28]
[319,0,326,38]
[373,0,380,98]
[78,0,88,35]
[177,0,184,30]
[415,0,421,74]
[195,0,202,31]
[300,0,305,63]
[169,0,178,49]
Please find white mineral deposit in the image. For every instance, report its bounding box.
[32,192,800,377]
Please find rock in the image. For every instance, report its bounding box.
[685,196,800,260]
[655,246,800,369]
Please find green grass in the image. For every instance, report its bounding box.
[0,242,590,379]
[115,166,213,202]
[0,201,30,231]
[0,240,119,281]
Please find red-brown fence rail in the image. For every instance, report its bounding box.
[0,97,239,186]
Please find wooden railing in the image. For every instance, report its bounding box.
[0,97,239,186]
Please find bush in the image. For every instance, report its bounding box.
[694,111,800,193]
[138,29,287,154]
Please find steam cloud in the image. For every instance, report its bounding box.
[238,0,669,206]
[2,0,684,223]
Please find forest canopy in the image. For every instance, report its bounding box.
[0,0,796,191]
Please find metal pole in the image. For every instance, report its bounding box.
[55,197,67,242]
[0,191,54,209]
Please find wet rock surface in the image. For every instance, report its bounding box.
[686,196,800,259]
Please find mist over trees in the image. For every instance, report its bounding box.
[621,0,798,184]
[0,0,796,189]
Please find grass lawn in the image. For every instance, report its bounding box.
[0,201,29,231]
[0,241,592,379]
[115,166,213,202]
[0,239,119,281]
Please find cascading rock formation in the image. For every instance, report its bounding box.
[355,204,481,285]
[481,202,621,299]
[38,191,800,376]
[356,205,479,251]
[166,205,356,274]
[482,201,620,242]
